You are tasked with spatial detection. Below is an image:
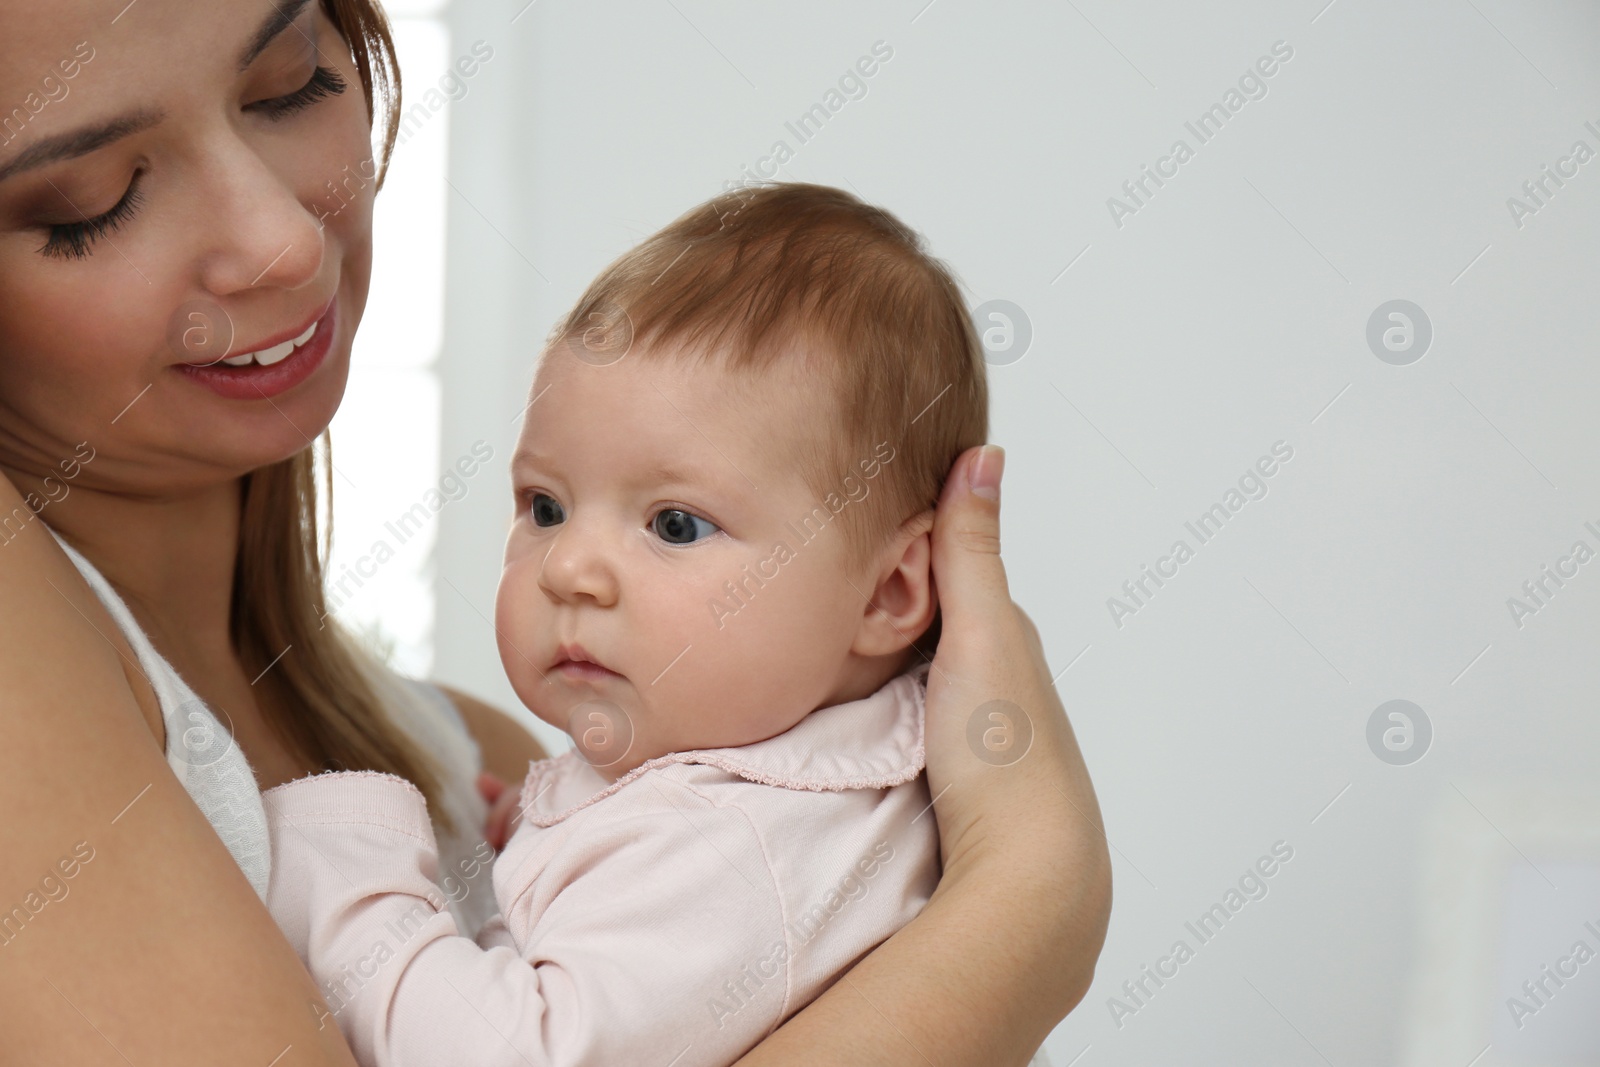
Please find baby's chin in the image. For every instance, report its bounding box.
[537,696,810,774]
[519,653,875,767]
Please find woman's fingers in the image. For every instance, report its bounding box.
[478,772,523,850]
[1014,603,1044,655]
[476,770,506,804]
[927,446,1015,642]
[922,445,1039,815]
[917,442,1112,1016]
[921,441,1106,857]
[486,784,525,851]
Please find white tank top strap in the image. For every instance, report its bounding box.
[44,524,273,899]
[42,524,493,931]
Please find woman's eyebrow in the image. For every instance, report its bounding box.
[238,0,314,72]
[0,109,163,185]
[0,0,312,186]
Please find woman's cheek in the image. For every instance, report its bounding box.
[0,264,169,431]
[291,63,377,265]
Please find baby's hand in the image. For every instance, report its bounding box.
[476,771,522,851]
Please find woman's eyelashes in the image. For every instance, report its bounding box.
[38,64,349,260]
[525,493,723,545]
[39,171,145,260]
[245,64,348,119]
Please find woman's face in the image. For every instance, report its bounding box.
[0,0,376,493]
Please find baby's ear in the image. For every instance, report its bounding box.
[851,510,937,658]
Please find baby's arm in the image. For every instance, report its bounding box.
[263,770,785,1067]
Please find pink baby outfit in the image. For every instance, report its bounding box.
[263,663,939,1067]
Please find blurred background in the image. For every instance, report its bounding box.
[327,1,1600,1062]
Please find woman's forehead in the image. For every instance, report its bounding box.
[0,0,304,103]
[0,0,320,184]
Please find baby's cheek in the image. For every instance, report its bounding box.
[666,612,793,739]
[634,574,731,695]
[493,565,545,701]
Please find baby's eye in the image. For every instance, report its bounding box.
[529,493,565,527]
[652,508,720,545]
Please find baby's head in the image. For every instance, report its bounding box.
[495,183,988,778]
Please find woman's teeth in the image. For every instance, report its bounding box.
[218,321,318,367]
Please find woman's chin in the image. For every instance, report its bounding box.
[146,380,346,482]
[173,336,351,463]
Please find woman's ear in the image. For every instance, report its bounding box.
[851,510,937,658]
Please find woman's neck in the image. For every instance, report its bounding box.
[33,475,243,663]
[20,467,324,786]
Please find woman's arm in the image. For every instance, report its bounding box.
[439,683,548,785]
[737,446,1113,1067]
[0,482,360,1066]
[441,685,549,848]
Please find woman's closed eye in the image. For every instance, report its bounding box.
[244,64,347,120]
[39,171,146,260]
[37,64,350,261]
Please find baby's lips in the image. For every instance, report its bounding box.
[551,642,625,681]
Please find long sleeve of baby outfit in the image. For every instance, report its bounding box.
[263,667,938,1067]
[263,770,791,1067]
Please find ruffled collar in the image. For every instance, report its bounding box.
[519,662,929,828]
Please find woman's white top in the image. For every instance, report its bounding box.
[46,526,497,934]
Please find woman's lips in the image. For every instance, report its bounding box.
[172,297,338,401]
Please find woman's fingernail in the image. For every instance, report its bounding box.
[969,445,1004,501]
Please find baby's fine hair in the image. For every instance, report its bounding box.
[546,181,990,574]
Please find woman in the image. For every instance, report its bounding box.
[0,1,1110,1063]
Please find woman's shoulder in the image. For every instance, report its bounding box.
[0,489,163,744]
[27,513,276,897]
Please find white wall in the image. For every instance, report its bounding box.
[415,2,1600,1062]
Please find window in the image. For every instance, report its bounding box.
[325,1,450,675]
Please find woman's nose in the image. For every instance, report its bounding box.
[193,138,326,296]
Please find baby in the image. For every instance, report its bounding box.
[264,182,991,1067]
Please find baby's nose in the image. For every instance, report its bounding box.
[536,525,621,607]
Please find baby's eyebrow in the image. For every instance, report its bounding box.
[638,462,704,486]
[512,454,710,489]
[637,462,761,507]
[511,449,753,505]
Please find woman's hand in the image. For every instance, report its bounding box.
[921,444,1112,1007]
[737,445,1112,1066]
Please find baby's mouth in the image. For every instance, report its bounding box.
[550,642,623,683]
[552,659,622,682]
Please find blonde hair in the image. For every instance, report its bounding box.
[548,182,990,571]
[235,0,451,826]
